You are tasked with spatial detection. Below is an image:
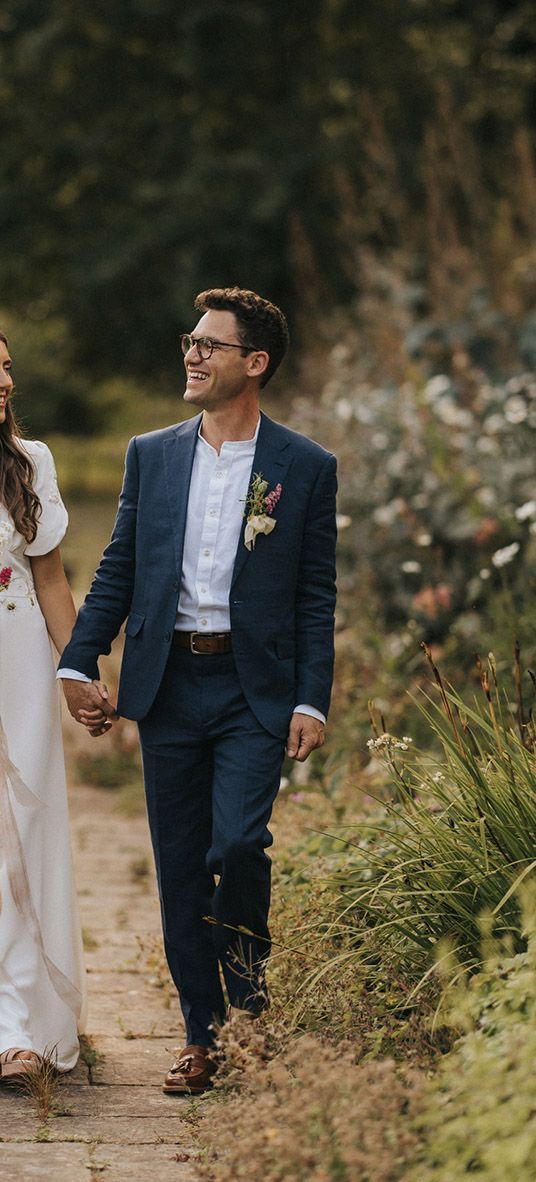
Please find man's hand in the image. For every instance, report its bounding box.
[61,679,118,738]
[286,713,325,762]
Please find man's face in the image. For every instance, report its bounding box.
[182,310,255,410]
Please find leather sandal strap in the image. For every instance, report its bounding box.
[0,1048,42,1065]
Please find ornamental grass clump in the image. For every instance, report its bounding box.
[329,647,536,989]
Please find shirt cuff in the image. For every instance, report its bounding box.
[57,669,92,683]
[293,704,326,724]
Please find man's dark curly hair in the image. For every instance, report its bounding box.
[193,287,289,387]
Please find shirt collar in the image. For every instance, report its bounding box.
[197,417,260,455]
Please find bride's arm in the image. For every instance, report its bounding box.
[30,547,76,654]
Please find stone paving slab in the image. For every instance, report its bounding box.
[84,971,175,1035]
[86,1143,199,1181]
[89,1037,176,1086]
[60,1084,201,1117]
[0,1143,90,1181]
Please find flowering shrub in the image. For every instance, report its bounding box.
[290,356,536,650]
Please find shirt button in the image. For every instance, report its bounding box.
[203,548,210,556]
[209,509,217,516]
[200,586,207,593]
[215,470,223,478]
[200,618,208,626]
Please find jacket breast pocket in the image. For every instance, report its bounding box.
[125,611,145,638]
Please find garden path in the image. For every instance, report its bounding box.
[0,713,202,1182]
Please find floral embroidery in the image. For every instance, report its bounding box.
[0,520,13,558]
[244,473,283,551]
[0,566,12,591]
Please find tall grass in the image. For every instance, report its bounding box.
[292,649,536,1013]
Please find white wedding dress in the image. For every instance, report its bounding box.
[0,440,86,1070]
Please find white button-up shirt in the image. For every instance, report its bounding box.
[176,423,257,632]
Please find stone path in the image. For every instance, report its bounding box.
[0,736,203,1181]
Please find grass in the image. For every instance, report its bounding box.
[19,1049,61,1125]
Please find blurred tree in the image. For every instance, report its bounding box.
[0,0,534,423]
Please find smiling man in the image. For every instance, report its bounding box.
[59,287,337,1094]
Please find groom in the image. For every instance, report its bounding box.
[59,287,337,1093]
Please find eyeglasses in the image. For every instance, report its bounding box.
[180,334,255,361]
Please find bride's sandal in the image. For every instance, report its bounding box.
[0,1048,43,1083]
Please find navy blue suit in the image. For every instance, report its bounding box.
[61,411,337,1042]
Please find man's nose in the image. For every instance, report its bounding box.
[185,341,203,363]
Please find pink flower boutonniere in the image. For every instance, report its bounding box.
[0,566,12,591]
[244,474,283,551]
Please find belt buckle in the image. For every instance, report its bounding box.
[190,631,204,654]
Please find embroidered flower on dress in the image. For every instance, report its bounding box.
[0,566,13,591]
[244,473,283,551]
[0,521,13,559]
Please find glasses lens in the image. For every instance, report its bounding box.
[181,335,213,360]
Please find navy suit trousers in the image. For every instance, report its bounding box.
[138,646,286,1046]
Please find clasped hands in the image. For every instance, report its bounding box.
[62,680,118,738]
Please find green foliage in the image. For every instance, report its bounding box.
[333,655,536,985]
[413,904,536,1180]
[0,0,534,405]
[292,353,536,655]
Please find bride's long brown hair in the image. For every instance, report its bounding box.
[0,330,41,542]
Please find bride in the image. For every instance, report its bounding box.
[0,329,89,1081]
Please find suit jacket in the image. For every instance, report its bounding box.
[60,412,337,739]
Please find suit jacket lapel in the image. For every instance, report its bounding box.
[163,414,201,578]
[231,412,292,588]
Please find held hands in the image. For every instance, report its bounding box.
[286,712,325,762]
[62,679,118,738]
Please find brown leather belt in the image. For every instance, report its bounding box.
[172,631,232,655]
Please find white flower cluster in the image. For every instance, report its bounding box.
[367,733,413,753]
[491,542,520,569]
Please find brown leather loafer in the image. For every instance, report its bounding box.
[163,1044,216,1095]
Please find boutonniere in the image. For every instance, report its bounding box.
[244,473,283,551]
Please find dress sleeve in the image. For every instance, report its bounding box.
[23,442,69,556]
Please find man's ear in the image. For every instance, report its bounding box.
[247,351,269,380]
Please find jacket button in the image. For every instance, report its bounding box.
[164,631,171,642]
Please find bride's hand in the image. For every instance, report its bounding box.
[62,678,118,731]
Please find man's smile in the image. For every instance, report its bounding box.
[186,369,209,384]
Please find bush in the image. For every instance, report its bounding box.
[289,335,536,661]
[412,900,536,1181]
[197,1030,422,1182]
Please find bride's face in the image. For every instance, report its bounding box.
[0,341,13,424]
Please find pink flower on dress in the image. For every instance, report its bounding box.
[0,566,12,591]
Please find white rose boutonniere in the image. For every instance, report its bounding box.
[244,473,283,551]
